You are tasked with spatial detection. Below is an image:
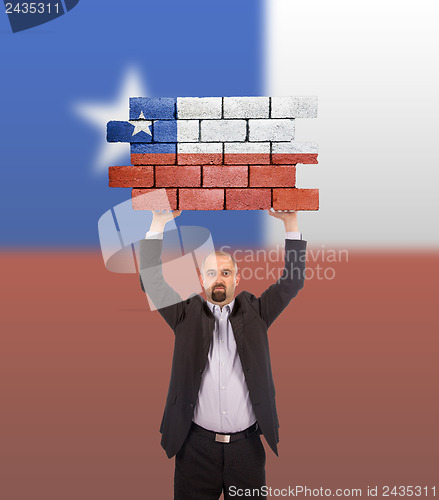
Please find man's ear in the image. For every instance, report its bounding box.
[198,273,204,288]
[235,273,241,287]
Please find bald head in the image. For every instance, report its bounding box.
[200,250,237,277]
[199,250,240,307]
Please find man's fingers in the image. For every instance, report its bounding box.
[151,209,182,222]
[152,209,182,215]
[267,209,296,218]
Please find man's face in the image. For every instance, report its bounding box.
[199,254,240,306]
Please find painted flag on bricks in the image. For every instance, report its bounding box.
[106,96,319,211]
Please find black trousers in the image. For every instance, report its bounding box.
[174,424,266,500]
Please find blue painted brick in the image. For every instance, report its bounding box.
[154,120,177,143]
[131,143,177,154]
[107,121,133,143]
[130,97,176,120]
[107,121,152,143]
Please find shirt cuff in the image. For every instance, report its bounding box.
[285,231,302,240]
[145,231,163,240]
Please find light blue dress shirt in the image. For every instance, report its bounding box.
[192,298,257,433]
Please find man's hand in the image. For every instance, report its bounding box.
[268,209,299,232]
[150,210,182,233]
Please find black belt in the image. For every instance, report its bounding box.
[191,422,259,443]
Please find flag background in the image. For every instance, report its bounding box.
[1,1,438,499]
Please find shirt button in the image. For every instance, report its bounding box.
[220,339,224,343]
[222,411,226,415]
[221,362,225,366]
[221,386,226,390]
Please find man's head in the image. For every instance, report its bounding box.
[199,250,240,306]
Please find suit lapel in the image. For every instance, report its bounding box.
[201,300,215,357]
[229,296,245,361]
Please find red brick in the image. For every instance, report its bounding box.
[224,153,270,165]
[296,188,319,210]
[226,189,271,210]
[131,153,176,165]
[177,153,222,165]
[179,189,224,210]
[272,189,297,210]
[249,165,296,187]
[203,166,248,187]
[109,166,153,187]
[271,153,318,165]
[272,188,319,211]
[132,188,177,210]
[156,166,201,187]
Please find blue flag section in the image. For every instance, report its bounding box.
[0,0,264,248]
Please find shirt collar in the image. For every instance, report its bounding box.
[206,298,235,314]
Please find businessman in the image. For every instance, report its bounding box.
[139,210,307,500]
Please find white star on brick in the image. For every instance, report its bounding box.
[129,111,152,137]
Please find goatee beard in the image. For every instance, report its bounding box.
[212,289,226,302]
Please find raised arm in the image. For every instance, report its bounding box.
[258,210,307,327]
[139,210,184,330]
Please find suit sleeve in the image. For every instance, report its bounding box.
[258,239,307,328]
[139,238,184,331]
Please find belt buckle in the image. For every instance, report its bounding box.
[215,433,230,443]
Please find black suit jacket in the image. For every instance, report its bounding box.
[139,238,307,458]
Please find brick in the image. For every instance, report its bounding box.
[223,97,269,118]
[132,143,176,154]
[107,121,152,143]
[271,96,318,118]
[179,189,224,210]
[131,154,176,165]
[109,166,153,188]
[249,166,296,187]
[272,153,318,165]
[131,143,176,165]
[132,188,177,210]
[201,119,246,142]
[153,120,177,142]
[177,143,222,165]
[130,97,176,120]
[272,188,319,210]
[177,120,200,142]
[272,142,318,165]
[203,166,248,187]
[156,166,201,187]
[272,142,318,154]
[178,154,223,165]
[177,97,222,119]
[226,189,271,210]
[224,142,270,165]
[248,119,295,142]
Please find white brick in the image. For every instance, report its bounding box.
[271,96,318,118]
[201,119,246,142]
[177,120,199,142]
[223,97,269,118]
[272,142,318,153]
[178,142,222,154]
[224,142,270,154]
[177,97,222,119]
[248,119,295,142]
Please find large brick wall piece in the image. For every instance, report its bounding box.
[107,96,319,210]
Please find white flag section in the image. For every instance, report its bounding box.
[266,0,439,248]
